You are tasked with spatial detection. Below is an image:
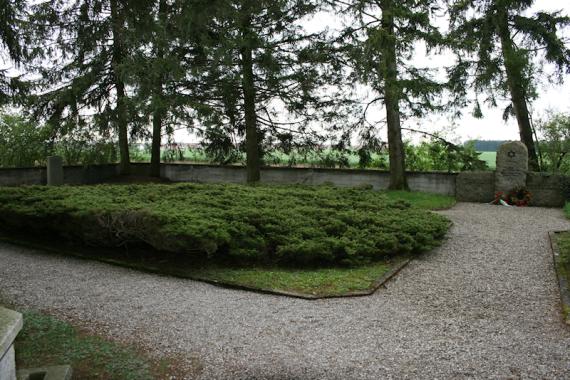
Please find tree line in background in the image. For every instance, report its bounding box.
[0,0,569,189]
[0,109,488,172]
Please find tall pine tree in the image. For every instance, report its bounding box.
[198,0,347,183]
[336,0,445,190]
[22,0,152,175]
[128,0,216,177]
[448,0,570,171]
[0,0,24,104]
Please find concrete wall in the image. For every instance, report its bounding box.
[0,163,457,195]
[0,162,566,206]
[0,164,119,186]
[0,167,46,186]
[161,164,457,196]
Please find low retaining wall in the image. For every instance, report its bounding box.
[161,164,458,196]
[0,164,120,186]
[0,162,566,206]
[0,163,457,196]
[0,167,47,186]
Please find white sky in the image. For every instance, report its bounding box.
[320,0,570,144]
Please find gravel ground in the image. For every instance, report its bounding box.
[2,203,570,379]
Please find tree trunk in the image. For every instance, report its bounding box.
[150,0,168,178]
[240,12,260,183]
[496,7,540,171]
[150,110,163,177]
[110,0,130,175]
[115,80,130,176]
[381,0,408,190]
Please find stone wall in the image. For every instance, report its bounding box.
[526,172,566,207]
[456,171,495,203]
[456,170,567,207]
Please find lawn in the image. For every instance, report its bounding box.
[1,304,183,379]
[192,260,394,295]
[564,202,570,219]
[384,190,456,210]
[554,230,570,320]
[554,204,570,320]
[0,184,452,297]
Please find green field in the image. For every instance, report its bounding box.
[478,151,496,169]
[133,144,497,171]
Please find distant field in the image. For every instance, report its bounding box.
[132,145,499,170]
[478,151,496,169]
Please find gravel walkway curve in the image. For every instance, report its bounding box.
[2,203,570,379]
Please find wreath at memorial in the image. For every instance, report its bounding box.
[493,187,532,206]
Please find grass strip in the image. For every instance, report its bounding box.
[0,304,187,380]
[553,231,570,323]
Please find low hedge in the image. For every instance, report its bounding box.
[0,183,450,266]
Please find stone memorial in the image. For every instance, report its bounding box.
[495,141,528,194]
[47,155,64,186]
[0,307,22,380]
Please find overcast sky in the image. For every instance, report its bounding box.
[319,0,570,144]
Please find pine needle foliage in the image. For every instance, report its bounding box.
[447,0,570,170]
[0,183,449,266]
[333,0,447,189]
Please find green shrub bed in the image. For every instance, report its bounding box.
[0,183,449,266]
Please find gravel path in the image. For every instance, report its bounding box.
[2,203,570,379]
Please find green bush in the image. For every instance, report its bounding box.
[0,111,117,168]
[0,112,53,167]
[0,184,450,266]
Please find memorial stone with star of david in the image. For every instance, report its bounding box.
[495,141,528,194]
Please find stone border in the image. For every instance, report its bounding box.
[0,236,410,300]
[548,231,570,325]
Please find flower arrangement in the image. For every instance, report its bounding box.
[492,191,506,205]
[493,187,532,206]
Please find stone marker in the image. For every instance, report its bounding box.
[47,156,64,186]
[495,141,528,193]
[0,307,23,380]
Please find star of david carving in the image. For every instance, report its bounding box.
[507,150,516,158]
